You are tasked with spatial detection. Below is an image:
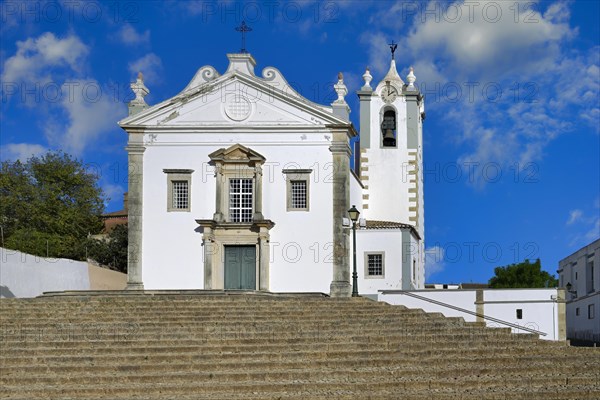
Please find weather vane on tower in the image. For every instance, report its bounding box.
[235,21,252,54]
[388,40,398,60]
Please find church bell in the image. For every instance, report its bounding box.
[381,110,397,147]
[383,129,396,147]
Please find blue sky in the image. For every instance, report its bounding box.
[1,0,599,284]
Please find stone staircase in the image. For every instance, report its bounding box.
[1,292,599,399]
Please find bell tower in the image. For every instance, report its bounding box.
[356,44,425,240]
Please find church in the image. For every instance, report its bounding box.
[118,46,425,298]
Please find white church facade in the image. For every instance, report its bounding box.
[119,51,425,297]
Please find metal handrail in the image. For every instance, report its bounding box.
[382,290,547,337]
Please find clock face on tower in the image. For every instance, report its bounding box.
[381,85,398,104]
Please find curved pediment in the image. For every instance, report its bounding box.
[119,54,349,129]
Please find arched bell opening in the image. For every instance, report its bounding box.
[381,109,397,148]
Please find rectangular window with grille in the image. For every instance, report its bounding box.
[290,180,307,209]
[367,254,383,276]
[164,169,193,212]
[229,178,253,222]
[172,181,189,210]
[283,169,311,211]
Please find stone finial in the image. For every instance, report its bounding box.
[331,71,350,120]
[131,71,149,105]
[333,72,347,104]
[128,71,150,116]
[362,67,372,89]
[407,66,416,90]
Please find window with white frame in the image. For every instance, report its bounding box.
[283,169,311,211]
[589,304,595,319]
[164,169,193,212]
[365,252,385,278]
[229,178,253,222]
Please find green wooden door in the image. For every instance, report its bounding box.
[224,246,256,290]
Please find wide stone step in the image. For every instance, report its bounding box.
[0,300,398,307]
[1,329,543,346]
[3,371,598,393]
[2,376,598,398]
[0,309,441,319]
[0,339,570,359]
[0,320,489,336]
[2,354,597,380]
[3,348,595,368]
[0,308,435,319]
[0,332,559,352]
[0,313,469,325]
[4,388,599,400]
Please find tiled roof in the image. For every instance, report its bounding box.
[364,220,421,240]
[365,220,412,229]
[102,214,127,233]
[103,209,128,218]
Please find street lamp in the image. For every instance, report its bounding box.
[348,205,360,297]
[565,282,577,297]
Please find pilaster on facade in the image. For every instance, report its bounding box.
[328,126,356,297]
[124,127,146,290]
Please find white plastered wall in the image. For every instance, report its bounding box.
[141,131,337,293]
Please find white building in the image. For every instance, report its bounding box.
[558,239,600,343]
[118,51,425,297]
[379,288,566,341]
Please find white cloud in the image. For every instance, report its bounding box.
[405,0,575,79]
[544,1,571,23]
[567,209,583,225]
[102,183,125,207]
[115,24,150,46]
[585,218,600,242]
[339,71,361,96]
[373,0,600,183]
[1,32,88,84]
[44,79,125,155]
[566,204,600,246]
[2,32,127,155]
[1,143,47,162]
[128,53,163,84]
[359,32,390,76]
[425,246,446,279]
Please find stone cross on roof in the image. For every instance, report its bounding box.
[235,21,252,53]
[388,41,398,60]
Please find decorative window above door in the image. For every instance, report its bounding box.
[208,144,266,223]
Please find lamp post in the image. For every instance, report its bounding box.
[348,205,360,297]
[565,282,577,298]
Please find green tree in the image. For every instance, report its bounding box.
[87,223,128,273]
[488,259,558,288]
[0,151,105,259]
